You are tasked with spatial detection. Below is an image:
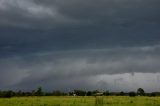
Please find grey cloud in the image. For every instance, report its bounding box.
[0,0,160,55]
[0,0,160,28]
[0,0,77,28]
[1,45,160,91]
[0,0,160,92]
[93,73,160,92]
[0,0,160,54]
[57,0,160,23]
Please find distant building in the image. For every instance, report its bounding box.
[94,92,104,96]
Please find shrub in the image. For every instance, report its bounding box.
[129,92,136,97]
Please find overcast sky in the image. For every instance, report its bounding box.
[0,0,160,92]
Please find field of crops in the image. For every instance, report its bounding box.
[0,96,160,106]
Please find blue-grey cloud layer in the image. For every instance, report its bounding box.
[0,0,160,91]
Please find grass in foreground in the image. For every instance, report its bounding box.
[0,96,160,106]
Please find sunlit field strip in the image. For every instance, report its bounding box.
[0,96,160,106]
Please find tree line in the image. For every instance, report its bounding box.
[0,87,159,98]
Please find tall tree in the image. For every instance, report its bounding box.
[35,87,43,96]
[137,88,145,96]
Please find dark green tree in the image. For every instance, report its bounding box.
[86,91,92,96]
[74,90,86,96]
[103,91,110,96]
[35,87,43,96]
[129,92,136,97]
[0,90,14,98]
[119,91,125,96]
[137,88,145,96]
[16,90,22,97]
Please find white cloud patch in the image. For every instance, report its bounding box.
[89,73,160,92]
[0,0,78,28]
[0,0,56,17]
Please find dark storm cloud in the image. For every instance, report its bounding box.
[0,0,160,50]
[0,0,160,91]
[0,0,160,55]
[0,0,78,28]
[1,45,160,91]
[0,0,160,28]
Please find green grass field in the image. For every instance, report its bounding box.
[0,96,160,106]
